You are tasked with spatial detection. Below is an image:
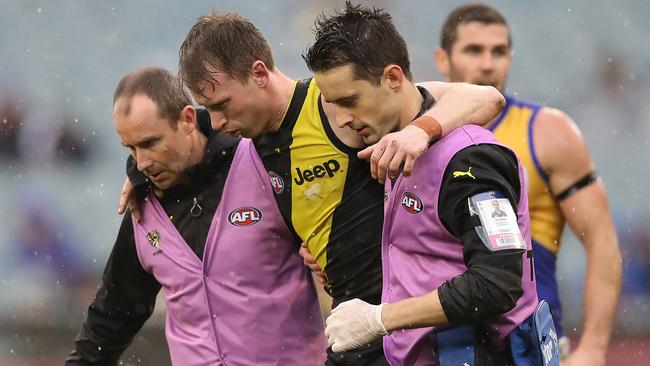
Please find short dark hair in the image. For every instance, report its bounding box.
[113,67,192,127]
[304,2,412,85]
[179,12,275,97]
[441,3,511,53]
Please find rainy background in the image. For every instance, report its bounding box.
[0,0,648,364]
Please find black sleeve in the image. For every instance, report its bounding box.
[66,212,161,365]
[436,143,527,324]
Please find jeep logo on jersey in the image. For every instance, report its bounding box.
[228,207,263,226]
[294,159,341,185]
[401,192,424,214]
[269,171,285,194]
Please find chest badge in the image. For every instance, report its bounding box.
[228,207,263,226]
[269,171,285,194]
[401,192,424,214]
[146,230,161,248]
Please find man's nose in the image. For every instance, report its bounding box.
[335,106,354,129]
[135,149,153,172]
[480,52,495,71]
[209,111,227,130]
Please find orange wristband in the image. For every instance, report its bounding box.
[409,116,442,141]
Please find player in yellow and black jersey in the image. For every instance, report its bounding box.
[255,78,385,309]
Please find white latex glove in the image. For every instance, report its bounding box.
[325,298,389,352]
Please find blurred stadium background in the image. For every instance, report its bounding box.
[0,0,648,364]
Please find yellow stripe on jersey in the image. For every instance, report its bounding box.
[290,79,348,270]
[491,96,564,254]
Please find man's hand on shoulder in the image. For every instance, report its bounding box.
[118,178,142,221]
[358,124,429,183]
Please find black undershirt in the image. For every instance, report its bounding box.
[437,143,528,323]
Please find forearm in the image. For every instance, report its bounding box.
[419,82,505,135]
[66,314,133,365]
[381,289,448,332]
[578,227,621,351]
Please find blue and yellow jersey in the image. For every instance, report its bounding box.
[490,95,566,334]
[254,79,384,307]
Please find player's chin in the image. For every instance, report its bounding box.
[152,177,176,191]
[362,133,382,146]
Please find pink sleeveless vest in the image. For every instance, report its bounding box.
[382,126,538,365]
[132,139,327,365]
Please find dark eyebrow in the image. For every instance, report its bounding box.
[327,94,358,105]
[204,98,230,110]
[122,136,159,149]
[463,43,484,51]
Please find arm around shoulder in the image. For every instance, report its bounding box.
[417,81,505,134]
[359,82,505,183]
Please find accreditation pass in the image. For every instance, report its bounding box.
[468,191,526,251]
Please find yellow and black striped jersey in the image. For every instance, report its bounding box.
[254,79,384,307]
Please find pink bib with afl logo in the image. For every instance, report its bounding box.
[132,138,327,366]
[382,125,537,366]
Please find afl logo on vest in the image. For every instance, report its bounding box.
[401,192,424,214]
[269,171,285,194]
[228,207,263,226]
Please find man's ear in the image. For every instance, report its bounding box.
[179,105,197,133]
[251,60,270,87]
[435,47,450,78]
[383,64,405,90]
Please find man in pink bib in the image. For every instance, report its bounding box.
[66,67,327,366]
